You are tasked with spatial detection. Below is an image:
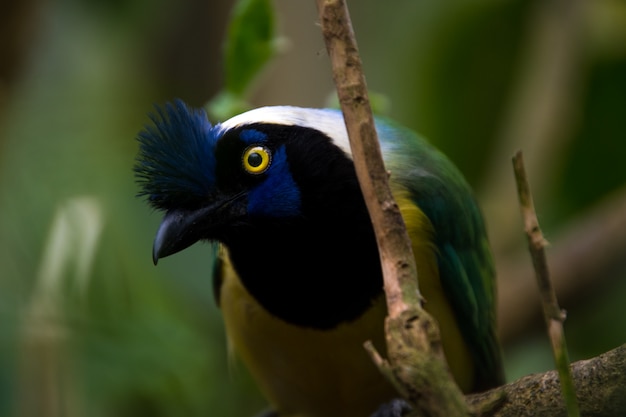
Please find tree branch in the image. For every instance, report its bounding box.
[315,0,468,415]
[467,344,626,417]
[315,0,417,318]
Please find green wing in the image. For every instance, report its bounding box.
[377,118,504,391]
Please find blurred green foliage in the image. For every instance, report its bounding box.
[209,0,278,120]
[1,0,625,416]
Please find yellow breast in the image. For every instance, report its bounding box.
[219,248,396,417]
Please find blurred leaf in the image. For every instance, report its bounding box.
[224,0,276,96]
[208,0,277,121]
[207,90,251,122]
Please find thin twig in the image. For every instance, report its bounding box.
[512,150,580,417]
[498,185,626,343]
[315,1,468,415]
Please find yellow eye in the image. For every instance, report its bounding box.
[242,146,271,174]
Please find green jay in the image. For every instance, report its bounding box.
[135,100,504,417]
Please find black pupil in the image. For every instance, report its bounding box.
[248,152,263,168]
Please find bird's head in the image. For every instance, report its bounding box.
[135,100,357,264]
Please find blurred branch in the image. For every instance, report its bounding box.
[315,0,468,415]
[207,0,278,120]
[498,185,626,343]
[482,0,586,252]
[17,197,103,417]
[0,0,42,129]
[467,343,626,417]
[512,151,579,417]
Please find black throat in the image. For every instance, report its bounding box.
[224,207,383,330]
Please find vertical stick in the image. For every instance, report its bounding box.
[315,1,468,415]
[315,0,420,316]
[512,150,580,417]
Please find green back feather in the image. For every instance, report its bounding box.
[377,117,504,390]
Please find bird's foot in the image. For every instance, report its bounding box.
[370,398,412,417]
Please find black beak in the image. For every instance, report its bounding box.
[152,197,246,265]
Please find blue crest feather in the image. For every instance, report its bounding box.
[134,99,217,210]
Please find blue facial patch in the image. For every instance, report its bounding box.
[240,129,268,144]
[247,146,301,218]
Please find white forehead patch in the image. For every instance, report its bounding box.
[217,106,353,157]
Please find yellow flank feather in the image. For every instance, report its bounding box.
[393,189,475,392]
[218,188,475,417]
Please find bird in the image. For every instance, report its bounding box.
[134,99,504,417]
